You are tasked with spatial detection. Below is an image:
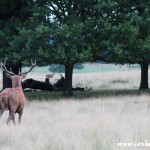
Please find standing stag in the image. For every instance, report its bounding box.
[0,60,36,124]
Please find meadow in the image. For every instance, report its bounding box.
[0,63,150,150]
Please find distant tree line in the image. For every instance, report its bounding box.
[0,0,150,96]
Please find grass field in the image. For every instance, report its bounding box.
[0,63,150,150]
[1,95,150,150]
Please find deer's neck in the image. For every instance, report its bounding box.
[12,82,22,89]
[13,86,24,95]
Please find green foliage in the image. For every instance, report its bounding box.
[50,21,92,65]
[0,0,149,70]
[25,89,150,101]
[111,0,150,64]
[0,0,48,66]
[0,0,35,65]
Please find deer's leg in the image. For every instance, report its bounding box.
[0,98,6,118]
[0,108,5,118]
[7,109,16,125]
[18,109,23,124]
[7,114,10,124]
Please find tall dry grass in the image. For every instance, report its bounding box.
[1,95,150,150]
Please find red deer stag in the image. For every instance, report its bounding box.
[0,60,36,124]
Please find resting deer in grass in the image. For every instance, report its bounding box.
[46,73,55,78]
[0,60,36,124]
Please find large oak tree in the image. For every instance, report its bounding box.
[36,0,99,96]
[111,0,150,89]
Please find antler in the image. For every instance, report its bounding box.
[19,59,36,75]
[59,74,63,78]
[1,59,15,76]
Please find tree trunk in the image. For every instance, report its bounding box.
[64,64,74,96]
[2,71,11,89]
[2,63,22,89]
[139,62,149,89]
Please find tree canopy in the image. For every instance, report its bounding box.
[110,0,150,89]
[0,0,150,94]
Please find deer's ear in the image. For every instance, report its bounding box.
[21,74,27,79]
[5,73,12,79]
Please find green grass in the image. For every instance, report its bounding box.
[24,91,63,101]
[25,89,150,101]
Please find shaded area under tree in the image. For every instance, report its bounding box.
[22,75,87,92]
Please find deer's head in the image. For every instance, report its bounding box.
[1,60,36,88]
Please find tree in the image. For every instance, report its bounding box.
[49,20,92,96]
[87,0,150,90]
[20,0,117,96]
[0,0,36,89]
[111,0,150,89]
[35,0,99,96]
[92,0,150,90]
[0,0,48,89]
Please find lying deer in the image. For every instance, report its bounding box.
[45,73,55,83]
[46,73,55,78]
[0,60,36,124]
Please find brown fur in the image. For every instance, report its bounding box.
[46,73,55,78]
[0,74,26,124]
